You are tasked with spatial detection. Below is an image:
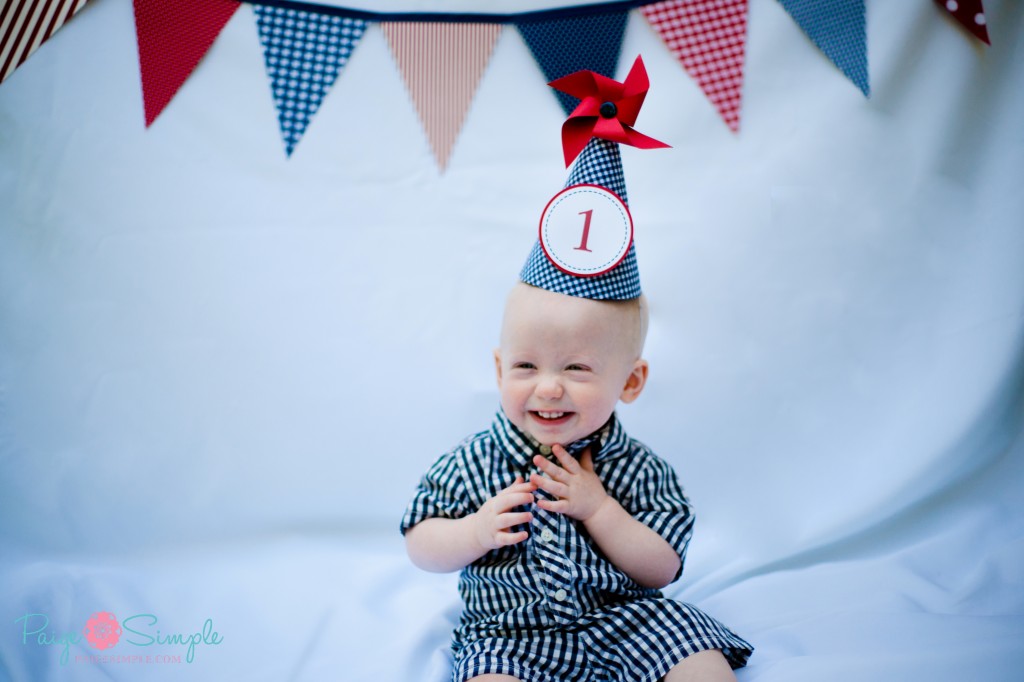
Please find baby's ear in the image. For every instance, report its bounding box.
[619,359,649,404]
[493,349,503,387]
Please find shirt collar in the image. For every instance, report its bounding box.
[490,408,630,470]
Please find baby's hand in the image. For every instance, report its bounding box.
[472,476,536,551]
[532,445,609,522]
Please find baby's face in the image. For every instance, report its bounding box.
[494,284,648,447]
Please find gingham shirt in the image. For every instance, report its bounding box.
[400,409,694,648]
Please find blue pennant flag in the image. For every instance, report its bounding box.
[776,0,869,96]
[516,11,628,115]
[254,6,368,156]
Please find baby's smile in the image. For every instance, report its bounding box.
[531,410,574,425]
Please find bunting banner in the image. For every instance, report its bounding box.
[935,0,990,45]
[0,0,90,85]
[254,6,368,156]
[133,0,240,127]
[382,22,502,171]
[3,0,996,166]
[516,10,629,115]
[641,0,749,132]
[775,0,869,96]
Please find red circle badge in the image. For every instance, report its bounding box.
[538,184,633,277]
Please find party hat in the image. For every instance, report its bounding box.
[519,56,669,301]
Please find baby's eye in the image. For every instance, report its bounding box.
[565,364,590,372]
[513,362,536,370]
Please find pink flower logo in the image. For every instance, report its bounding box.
[82,612,122,650]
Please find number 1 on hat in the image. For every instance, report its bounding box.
[575,210,594,253]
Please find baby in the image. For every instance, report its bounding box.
[402,281,751,682]
[401,59,751,682]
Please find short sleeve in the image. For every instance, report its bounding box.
[624,455,695,581]
[399,451,471,535]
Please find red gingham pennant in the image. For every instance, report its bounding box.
[642,0,749,132]
[133,0,239,127]
[934,0,990,45]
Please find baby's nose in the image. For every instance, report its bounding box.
[536,374,564,400]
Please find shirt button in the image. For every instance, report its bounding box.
[540,529,555,543]
[539,445,552,455]
[553,589,568,602]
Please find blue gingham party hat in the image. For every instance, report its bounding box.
[519,56,668,301]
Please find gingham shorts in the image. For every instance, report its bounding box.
[452,597,752,682]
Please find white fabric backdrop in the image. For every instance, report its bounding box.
[1,1,1022,680]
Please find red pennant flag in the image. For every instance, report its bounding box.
[935,0,990,45]
[1,0,91,85]
[642,0,749,132]
[382,22,501,172]
[133,0,239,127]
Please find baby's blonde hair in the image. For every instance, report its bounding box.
[508,282,649,360]
[601,294,649,360]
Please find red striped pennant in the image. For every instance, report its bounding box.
[0,0,89,85]
[381,22,502,172]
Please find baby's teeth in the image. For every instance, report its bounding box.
[538,411,564,419]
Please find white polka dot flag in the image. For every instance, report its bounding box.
[381,22,502,172]
[0,0,90,85]
[934,0,990,45]
[641,0,749,132]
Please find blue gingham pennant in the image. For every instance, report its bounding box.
[776,0,869,96]
[516,11,628,115]
[520,139,642,300]
[254,6,368,156]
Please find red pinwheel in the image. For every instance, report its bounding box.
[550,55,670,167]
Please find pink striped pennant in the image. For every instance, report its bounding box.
[381,22,502,172]
[0,0,89,85]
[642,0,749,132]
